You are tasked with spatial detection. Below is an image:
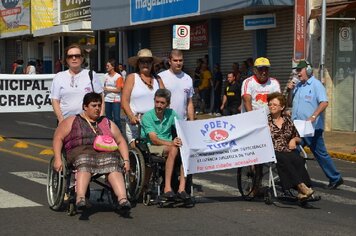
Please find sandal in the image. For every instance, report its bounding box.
[76,197,86,210]
[117,198,131,211]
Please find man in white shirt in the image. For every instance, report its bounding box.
[158,49,194,121]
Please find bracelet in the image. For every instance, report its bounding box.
[124,160,130,162]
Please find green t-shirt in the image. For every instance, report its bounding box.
[141,108,179,144]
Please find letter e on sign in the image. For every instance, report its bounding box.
[172,25,190,50]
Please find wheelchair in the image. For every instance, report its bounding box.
[236,146,320,206]
[130,133,195,208]
[47,150,136,216]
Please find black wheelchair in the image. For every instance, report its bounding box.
[236,146,320,207]
[47,151,136,216]
[129,130,195,208]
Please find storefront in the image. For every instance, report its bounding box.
[310,0,356,131]
[91,0,295,84]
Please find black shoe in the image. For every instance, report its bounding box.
[177,191,191,200]
[326,177,344,190]
[117,198,131,211]
[162,191,176,199]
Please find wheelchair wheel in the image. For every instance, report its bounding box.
[126,147,146,202]
[237,166,259,200]
[47,155,67,210]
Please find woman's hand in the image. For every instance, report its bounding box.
[123,160,130,172]
[288,138,297,150]
[53,158,63,172]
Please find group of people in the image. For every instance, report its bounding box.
[12,59,43,74]
[50,42,343,214]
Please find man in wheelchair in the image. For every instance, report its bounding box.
[140,88,190,200]
[52,92,131,212]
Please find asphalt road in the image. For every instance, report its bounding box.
[0,112,355,236]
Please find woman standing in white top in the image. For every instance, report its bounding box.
[121,48,164,144]
[26,61,36,74]
[50,43,104,124]
[104,59,124,131]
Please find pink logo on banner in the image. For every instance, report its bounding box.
[209,129,229,142]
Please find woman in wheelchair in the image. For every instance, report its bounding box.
[52,92,131,211]
[141,89,190,200]
[267,92,315,201]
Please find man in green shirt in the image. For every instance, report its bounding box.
[141,89,189,200]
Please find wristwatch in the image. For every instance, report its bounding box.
[311,115,316,119]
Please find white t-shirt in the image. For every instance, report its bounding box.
[104,72,123,103]
[130,73,160,114]
[50,69,104,118]
[27,65,36,74]
[159,69,194,120]
[241,75,281,114]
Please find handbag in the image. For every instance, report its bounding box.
[83,114,118,152]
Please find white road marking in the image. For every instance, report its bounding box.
[343,177,356,183]
[16,121,56,130]
[311,178,356,193]
[0,188,41,208]
[10,171,48,186]
[194,177,241,196]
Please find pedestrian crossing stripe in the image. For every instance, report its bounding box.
[10,171,47,186]
[0,188,42,208]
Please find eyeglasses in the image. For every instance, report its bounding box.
[257,67,269,71]
[138,59,153,64]
[67,54,82,59]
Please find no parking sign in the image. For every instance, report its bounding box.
[172,25,190,50]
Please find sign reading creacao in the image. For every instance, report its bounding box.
[130,0,199,25]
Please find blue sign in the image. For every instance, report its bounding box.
[243,14,276,30]
[130,0,199,24]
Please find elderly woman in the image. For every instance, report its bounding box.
[50,43,104,124]
[267,92,315,201]
[53,92,131,211]
[121,48,164,145]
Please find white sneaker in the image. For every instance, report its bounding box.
[215,113,221,116]
[208,112,213,115]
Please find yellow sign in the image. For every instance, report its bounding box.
[31,0,54,31]
[0,0,30,35]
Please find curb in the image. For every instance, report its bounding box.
[304,147,356,162]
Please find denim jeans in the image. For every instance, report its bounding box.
[302,129,341,183]
[105,102,122,132]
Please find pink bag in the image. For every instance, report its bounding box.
[93,135,118,152]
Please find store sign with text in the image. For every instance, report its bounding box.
[130,0,199,24]
[61,0,91,23]
[190,22,208,47]
[293,0,307,61]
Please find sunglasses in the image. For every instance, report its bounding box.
[67,54,82,59]
[139,59,153,64]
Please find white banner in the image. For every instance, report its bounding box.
[0,74,55,112]
[175,110,276,176]
[0,73,106,113]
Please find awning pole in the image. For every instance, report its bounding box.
[320,0,326,83]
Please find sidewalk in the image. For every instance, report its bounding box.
[196,114,356,162]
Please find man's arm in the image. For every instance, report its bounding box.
[148,132,175,146]
[220,95,227,110]
[242,94,253,112]
[308,101,328,122]
[186,98,194,121]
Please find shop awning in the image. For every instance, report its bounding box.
[310,0,356,19]
[33,21,92,37]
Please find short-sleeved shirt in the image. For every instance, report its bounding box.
[291,76,328,130]
[50,69,103,118]
[199,70,212,90]
[141,108,179,144]
[224,81,241,107]
[159,69,194,120]
[241,75,281,113]
[104,72,123,103]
